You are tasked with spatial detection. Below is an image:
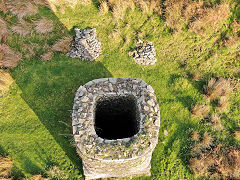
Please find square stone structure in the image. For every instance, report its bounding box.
[72,77,160,180]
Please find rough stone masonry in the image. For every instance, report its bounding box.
[67,27,102,61]
[72,77,160,179]
[129,39,157,65]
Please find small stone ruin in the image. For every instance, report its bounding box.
[67,27,102,61]
[72,77,160,179]
[129,40,157,65]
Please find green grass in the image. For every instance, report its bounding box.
[0,1,240,179]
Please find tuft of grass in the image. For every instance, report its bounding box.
[184,1,204,24]
[11,19,32,36]
[0,44,22,68]
[34,17,54,34]
[210,113,223,130]
[0,155,13,179]
[191,131,200,141]
[204,77,233,101]
[22,44,35,59]
[79,0,92,6]
[0,17,8,37]
[0,70,13,95]
[217,96,230,113]
[112,1,127,20]
[189,143,240,179]
[0,0,8,14]
[200,132,213,149]
[135,0,158,15]
[190,3,230,35]
[33,0,51,7]
[52,36,72,53]
[99,1,109,15]
[47,0,91,12]
[47,166,68,180]
[165,0,185,32]
[192,104,210,119]
[191,71,202,81]
[41,50,53,61]
[6,0,38,19]
[189,158,205,177]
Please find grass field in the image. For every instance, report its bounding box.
[1,0,240,179]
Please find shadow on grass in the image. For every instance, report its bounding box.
[12,55,112,176]
[5,1,113,177]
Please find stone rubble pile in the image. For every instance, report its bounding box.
[67,27,102,61]
[129,40,157,65]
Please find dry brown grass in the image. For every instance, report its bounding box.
[191,71,202,81]
[204,77,233,101]
[210,113,223,130]
[189,157,209,177]
[101,0,163,19]
[0,0,8,14]
[52,36,72,53]
[184,1,204,24]
[191,131,200,141]
[0,70,13,95]
[0,44,22,68]
[163,1,230,33]
[223,19,240,47]
[217,96,230,113]
[190,132,214,157]
[22,43,36,59]
[47,0,91,13]
[112,1,128,20]
[79,0,92,6]
[99,1,109,15]
[6,0,38,18]
[190,3,230,34]
[165,0,185,32]
[41,50,53,61]
[0,156,13,179]
[189,142,240,179]
[135,0,159,15]
[33,0,51,7]
[34,18,54,34]
[192,104,210,119]
[101,0,136,19]
[200,132,213,149]
[11,19,32,36]
[189,152,216,177]
[0,17,8,37]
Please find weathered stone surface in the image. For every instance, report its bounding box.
[72,77,160,180]
[67,27,102,61]
[129,39,157,65]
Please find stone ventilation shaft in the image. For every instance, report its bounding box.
[72,77,160,179]
[67,27,102,61]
